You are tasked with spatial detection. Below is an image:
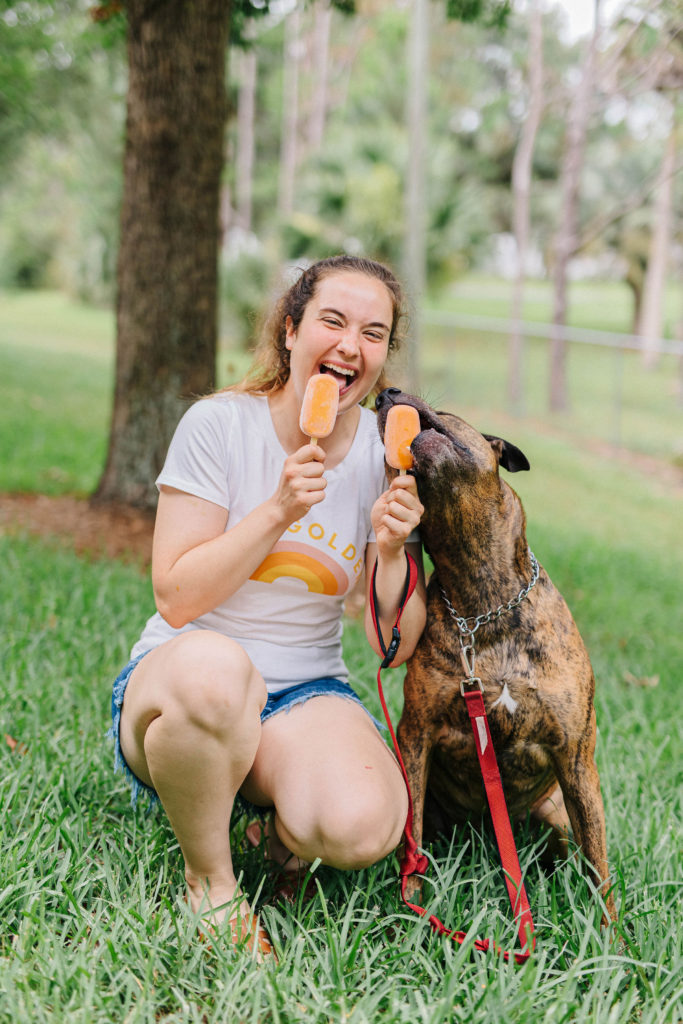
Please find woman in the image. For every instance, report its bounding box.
[110,255,426,956]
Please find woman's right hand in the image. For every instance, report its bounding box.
[271,443,328,524]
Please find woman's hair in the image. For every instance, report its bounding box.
[227,255,406,402]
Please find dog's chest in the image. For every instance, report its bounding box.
[411,630,543,722]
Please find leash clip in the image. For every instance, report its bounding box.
[459,636,484,695]
[381,626,402,669]
[459,638,476,679]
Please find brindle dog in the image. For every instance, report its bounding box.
[375,388,615,921]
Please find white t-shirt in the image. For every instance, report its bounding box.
[131,392,389,691]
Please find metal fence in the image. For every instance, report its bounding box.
[420,311,683,459]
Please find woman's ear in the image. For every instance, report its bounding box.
[285,315,295,351]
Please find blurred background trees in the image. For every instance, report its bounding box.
[0,0,681,506]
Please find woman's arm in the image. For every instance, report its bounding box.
[363,474,427,666]
[153,442,328,628]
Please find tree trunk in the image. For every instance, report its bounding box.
[278,5,302,219]
[625,270,644,335]
[639,113,677,368]
[307,0,332,151]
[403,0,429,392]
[95,0,231,509]
[549,2,600,412]
[508,0,543,413]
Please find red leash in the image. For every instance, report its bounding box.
[370,554,535,964]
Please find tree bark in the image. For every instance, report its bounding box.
[549,2,600,412]
[278,5,302,219]
[95,0,231,509]
[508,0,543,413]
[307,0,332,151]
[639,112,677,368]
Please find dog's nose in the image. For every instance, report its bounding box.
[375,387,402,410]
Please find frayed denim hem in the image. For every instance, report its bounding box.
[108,650,159,810]
[260,677,384,733]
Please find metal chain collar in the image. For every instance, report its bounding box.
[439,549,540,694]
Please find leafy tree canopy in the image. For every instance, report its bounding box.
[446,0,510,29]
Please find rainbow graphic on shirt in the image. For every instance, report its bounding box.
[250,541,350,596]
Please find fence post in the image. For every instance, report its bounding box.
[613,342,624,448]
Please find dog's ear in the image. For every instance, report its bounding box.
[483,435,530,473]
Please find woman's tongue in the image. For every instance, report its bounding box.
[320,364,354,393]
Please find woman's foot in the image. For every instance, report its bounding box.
[185,881,276,961]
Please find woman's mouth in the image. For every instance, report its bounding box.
[319,361,358,396]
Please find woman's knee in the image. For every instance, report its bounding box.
[284,786,408,870]
[162,631,266,733]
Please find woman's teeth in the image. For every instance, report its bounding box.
[320,363,357,389]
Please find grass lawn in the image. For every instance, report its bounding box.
[1,286,681,1021]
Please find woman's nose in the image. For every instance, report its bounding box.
[336,329,360,356]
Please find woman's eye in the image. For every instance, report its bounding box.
[323,317,342,327]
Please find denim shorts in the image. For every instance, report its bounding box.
[108,650,382,808]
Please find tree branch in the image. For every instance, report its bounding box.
[575,158,683,255]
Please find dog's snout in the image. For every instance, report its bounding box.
[375,387,402,410]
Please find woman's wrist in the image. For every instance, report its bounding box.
[375,545,407,572]
[262,495,297,534]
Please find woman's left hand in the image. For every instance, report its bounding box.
[371,475,424,559]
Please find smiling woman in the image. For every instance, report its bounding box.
[107,254,427,959]
[232,255,406,400]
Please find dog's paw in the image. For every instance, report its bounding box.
[403,874,424,904]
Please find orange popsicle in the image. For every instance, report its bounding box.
[299,373,339,444]
[384,404,420,470]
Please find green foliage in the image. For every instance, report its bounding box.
[287,150,405,266]
[0,2,125,297]
[220,240,280,349]
[231,0,355,49]
[446,0,511,29]
[6,0,679,306]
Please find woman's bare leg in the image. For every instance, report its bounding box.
[241,697,408,870]
[118,631,266,919]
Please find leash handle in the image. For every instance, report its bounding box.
[370,556,534,964]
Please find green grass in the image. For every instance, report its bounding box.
[434,274,682,336]
[1,285,682,1021]
[0,292,113,495]
[2,516,681,1022]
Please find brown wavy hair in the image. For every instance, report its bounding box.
[225,255,406,403]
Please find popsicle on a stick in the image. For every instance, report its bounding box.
[299,373,339,444]
[384,404,420,470]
